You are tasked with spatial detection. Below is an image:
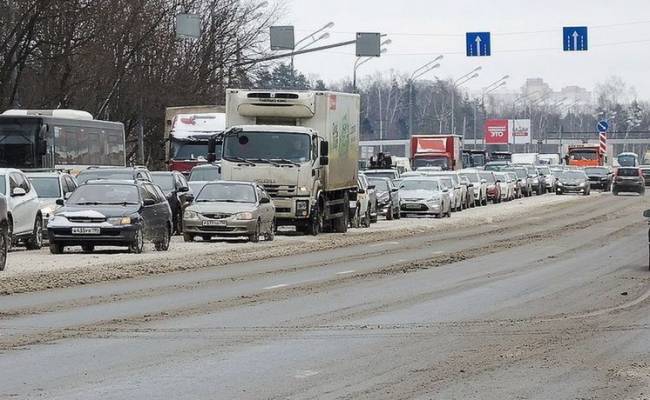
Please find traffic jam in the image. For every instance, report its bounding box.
[0,92,647,273]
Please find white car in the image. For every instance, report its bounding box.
[0,168,43,249]
[495,172,516,201]
[437,176,462,212]
[426,172,467,211]
[351,176,371,228]
[460,169,488,206]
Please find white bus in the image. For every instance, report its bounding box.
[0,109,125,171]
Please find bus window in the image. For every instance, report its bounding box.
[0,118,40,169]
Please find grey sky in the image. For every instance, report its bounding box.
[281,0,650,98]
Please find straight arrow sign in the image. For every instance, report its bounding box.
[466,32,491,57]
[563,26,588,51]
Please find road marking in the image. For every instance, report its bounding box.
[336,270,356,275]
[294,370,319,379]
[432,251,444,255]
[397,259,407,263]
[263,284,288,290]
[370,241,399,247]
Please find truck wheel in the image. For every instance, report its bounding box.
[333,195,349,233]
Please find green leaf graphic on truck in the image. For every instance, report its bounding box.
[331,113,357,162]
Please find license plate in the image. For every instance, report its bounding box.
[278,225,296,232]
[405,203,421,209]
[349,201,357,208]
[71,227,100,235]
[202,220,226,226]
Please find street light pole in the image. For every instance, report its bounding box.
[451,67,481,135]
[407,56,443,137]
[475,81,507,149]
[352,39,391,92]
[291,22,334,85]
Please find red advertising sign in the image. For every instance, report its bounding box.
[484,119,509,144]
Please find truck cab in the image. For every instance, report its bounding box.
[567,146,605,167]
[410,135,463,171]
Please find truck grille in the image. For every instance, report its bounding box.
[247,92,299,99]
[262,184,296,197]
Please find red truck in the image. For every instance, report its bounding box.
[410,135,463,171]
[566,145,606,168]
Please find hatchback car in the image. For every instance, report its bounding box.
[26,171,78,238]
[399,177,451,218]
[613,167,645,195]
[48,180,172,253]
[76,166,152,185]
[0,168,43,250]
[151,171,193,234]
[367,176,400,220]
[183,181,274,242]
[556,170,591,195]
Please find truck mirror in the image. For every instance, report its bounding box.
[320,141,329,157]
[644,209,650,218]
[320,156,329,166]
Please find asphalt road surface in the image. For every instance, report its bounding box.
[1,193,649,399]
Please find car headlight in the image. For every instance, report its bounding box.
[578,182,586,187]
[184,210,200,220]
[236,212,255,220]
[557,182,564,186]
[41,205,56,218]
[48,215,65,225]
[532,178,539,184]
[427,195,441,202]
[108,217,132,225]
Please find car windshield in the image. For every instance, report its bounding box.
[617,168,639,177]
[479,172,496,184]
[151,174,175,191]
[400,179,440,192]
[617,154,637,167]
[28,177,61,198]
[561,171,587,180]
[584,167,608,175]
[223,131,310,163]
[440,178,453,188]
[67,184,140,205]
[526,167,538,175]
[77,170,133,184]
[364,171,396,180]
[367,178,389,192]
[460,172,479,183]
[189,167,220,182]
[538,167,551,175]
[512,169,527,179]
[196,183,256,203]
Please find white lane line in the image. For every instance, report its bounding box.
[263,284,288,290]
[336,270,356,275]
[397,259,407,263]
[432,251,444,255]
[369,241,400,247]
[294,370,319,379]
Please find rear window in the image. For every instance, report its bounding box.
[617,168,639,177]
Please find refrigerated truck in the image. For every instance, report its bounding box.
[220,89,360,235]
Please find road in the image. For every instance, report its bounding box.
[0,193,648,399]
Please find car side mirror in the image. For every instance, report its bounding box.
[11,187,26,197]
[178,186,189,193]
[391,188,399,193]
[368,185,375,190]
[496,180,501,183]
[644,209,650,218]
[64,192,73,200]
[480,179,487,184]
[320,156,329,166]
[358,188,366,194]
[259,197,271,204]
[56,198,65,206]
[185,194,194,203]
[320,141,329,157]
[468,183,474,188]
[143,199,156,207]
[442,189,449,193]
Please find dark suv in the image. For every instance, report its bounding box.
[47,180,172,254]
[613,167,645,195]
[76,166,153,185]
[584,166,613,191]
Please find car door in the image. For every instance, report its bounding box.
[150,184,171,235]
[9,173,33,234]
[139,184,159,238]
[256,186,273,230]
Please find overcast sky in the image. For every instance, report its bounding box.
[280,0,650,98]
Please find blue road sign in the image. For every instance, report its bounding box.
[466,32,491,57]
[597,120,609,133]
[563,26,588,51]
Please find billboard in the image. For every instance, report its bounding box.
[484,119,509,144]
[510,119,531,144]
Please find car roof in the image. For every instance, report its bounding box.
[191,164,220,170]
[0,168,23,174]
[364,169,396,173]
[25,171,66,178]
[203,180,256,186]
[79,167,135,173]
[82,179,141,186]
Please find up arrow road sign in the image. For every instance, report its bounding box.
[466,32,491,57]
[563,26,588,51]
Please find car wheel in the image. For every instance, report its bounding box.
[183,232,194,242]
[49,242,64,254]
[249,220,261,243]
[386,202,394,220]
[265,219,276,241]
[81,244,95,253]
[612,190,619,196]
[362,209,371,228]
[129,226,145,254]
[394,206,401,219]
[25,217,43,250]
[174,208,183,235]
[351,205,361,228]
[154,226,171,251]
[7,215,13,251]
[0,230,7,271]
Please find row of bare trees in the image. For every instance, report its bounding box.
[0,0,280,166]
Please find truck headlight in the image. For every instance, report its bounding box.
[108,217,132,225]
[296,200,309,217]
[297,186,309,194]
[236,212,255,220]
[184,210,199,220]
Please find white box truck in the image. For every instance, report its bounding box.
[219,89,360,234]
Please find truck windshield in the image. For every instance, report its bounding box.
[569,150,597,161]
[0,118,40,169]
[171,139,216,161]
[413,156,449,170]
[223,131,311,163]
[471,154,486,166]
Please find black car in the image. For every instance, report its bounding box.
[613,167,646,195]
[47,180,172,254]
[584,166,613,191]
[76,166,153,185]
[151,171,193,234]
[0,194,7,271]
